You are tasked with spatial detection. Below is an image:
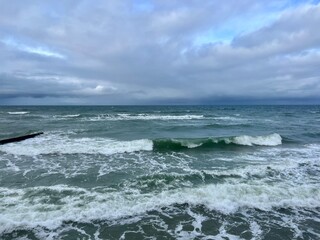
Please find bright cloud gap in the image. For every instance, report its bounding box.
[1,37,66,59]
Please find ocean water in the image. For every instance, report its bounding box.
[0,105,319,240]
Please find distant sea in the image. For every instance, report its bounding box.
[0,105,319,239]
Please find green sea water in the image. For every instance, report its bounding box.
[0,105,319,239]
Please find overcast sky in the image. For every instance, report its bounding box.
[1,0,320,105]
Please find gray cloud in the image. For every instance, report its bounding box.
[0,0,320,104]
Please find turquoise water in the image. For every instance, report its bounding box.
[0,106,319,239]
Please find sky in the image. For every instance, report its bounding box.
[0,0,320,105]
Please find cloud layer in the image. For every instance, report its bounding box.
[1,0,320,104]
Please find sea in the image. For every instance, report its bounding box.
[0,105,319,240]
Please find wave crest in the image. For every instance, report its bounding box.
[0,182,319,232]
[153,133,282,151]
[0,134,153,156]
[85,114,204,121]
[230,133,282,146]
[0,133,282,156]
[8,111,29,115]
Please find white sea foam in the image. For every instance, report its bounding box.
[0,134,153,156]
[52,114,81,120]
[85,114,204,121]
[1,143,319,235]
[0,181,319,233]
[184,143,203,148]
[213,116,242,121]
[118,114,204,120]
[171,133,282,148]
[214,222,242,240]
[7,111,29,115]
[0,133,283,157]
[174,139,203,149]
[249,221,263,240]
[228,133,282,146]
[60,114,80,118]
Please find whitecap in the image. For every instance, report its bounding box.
[0,182,319,232]
[230,133,282,146]
[61,114,80,118]
[85,114,204,121]
[0,134,153,156]
[8,111,29,115]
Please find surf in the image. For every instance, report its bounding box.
[0,133,283,156]
[153,133,282,151]
[7,111,29,115]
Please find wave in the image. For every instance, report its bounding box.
[61,114,80,118]
[55,113,251,122]
[163,123,250,132]
[53,114,81,119]
[153,133,282,151]
[84,114,204,121]
[0,134,153,156]
[0,133,283,156]
[212,116,243,121]
[7,111,29,115]
[0,182,319,232]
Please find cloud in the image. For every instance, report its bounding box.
[0,0,319,104]
[1,37,66,59]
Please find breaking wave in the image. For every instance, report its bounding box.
[0,134,153,156]
[84,114,204,121]
[53,114,81,120]
[0,182,319,233]
[0,133,282,156]
[60,114,80,118]
[7,111,29,115]
[153,133,282,151]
